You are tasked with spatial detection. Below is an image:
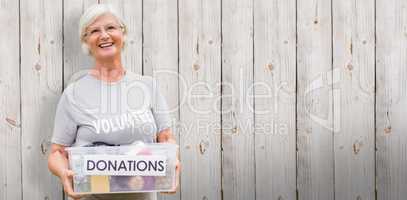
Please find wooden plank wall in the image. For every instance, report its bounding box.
[1,0,407,200]
[376,0,407,199]
[179,1,221,200]
[20,0,63,200]
[0,0,21,200]
[297,0,334,199]
[222,0,255,199]
[332,0,376,200]
[254,0,296,199]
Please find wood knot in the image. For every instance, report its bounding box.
[208,40,213,45]
[50,40,54,44]
[37,41,41,54]
[35,63,42,71]
[202,196,208,200]
[199,140,209,155]
[193,64,200,71]
[40,140,50,155]
[362,40,367,44]
[266,63,273,71]
[384,126,392,134]
[353,141,363,155]
[313,19,318,24]
[5,117,19,127]
[347,63,353,71]
[283,40,288,44]
[356,195,362,200]
[278,196,284,200]
[232,127,238,134]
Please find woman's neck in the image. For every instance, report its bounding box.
[90,58,125,82]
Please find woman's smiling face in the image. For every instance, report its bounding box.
[84,13,125,60]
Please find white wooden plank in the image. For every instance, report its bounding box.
[376,0,407,199]
[0,0,22,199]
[20,0,64,199]
[142,0,179,199]
[253,0,296,199]
[296,0,334,199]
[63,0,98,86]
[99,0,143,75]
[221,0,255,199]
[332,0,376,199]
[179,0,222,199]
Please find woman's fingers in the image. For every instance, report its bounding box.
[63,181,83,199]
[161,191,176,195]
[163,160,180,194]
[161,160,180,195]
[66,169,75,177]
[61,170,83,199]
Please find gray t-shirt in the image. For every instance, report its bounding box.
[51,71,172,199]
[51,70,172,147]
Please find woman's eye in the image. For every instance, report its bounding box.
[107,26,116,30]
[90,29,100,34]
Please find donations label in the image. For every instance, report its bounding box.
[83,155,167,176]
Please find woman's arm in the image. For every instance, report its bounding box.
[48,144,69,177]
[48,144,82,199]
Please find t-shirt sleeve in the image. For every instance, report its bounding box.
[51,90,78,146]
[150,78,172,133]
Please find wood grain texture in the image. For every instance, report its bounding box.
[178,0,222,199]
[5,1,407,199]
[332,0,376,199]
[20,0,63,199]
[221,0,255,199]
[142,0,179,199]
[296,0,334,199]
[253,0,297,199]
[376,0,407,199]
[63,0,98,86]
[0,0,22,199]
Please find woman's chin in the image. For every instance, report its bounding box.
[95,49,118,60]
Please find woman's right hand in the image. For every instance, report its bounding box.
[60,169,83,200]
[48,144,83,199]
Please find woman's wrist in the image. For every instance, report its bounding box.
[48,148,70,179]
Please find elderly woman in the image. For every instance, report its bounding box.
[47,4,179,200]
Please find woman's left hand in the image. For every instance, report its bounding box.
[161,158,180,195]
[157,129,180,194]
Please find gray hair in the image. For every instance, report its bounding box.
[78,4,127,55]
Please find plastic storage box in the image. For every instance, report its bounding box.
[65,142,177,194]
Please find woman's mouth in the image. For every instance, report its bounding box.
[98,42,114,48]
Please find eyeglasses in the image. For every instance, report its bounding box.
[83,24,124,38]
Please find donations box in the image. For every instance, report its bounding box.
[65,143,177,194]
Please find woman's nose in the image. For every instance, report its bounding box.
[99,29,110,39]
